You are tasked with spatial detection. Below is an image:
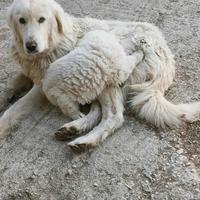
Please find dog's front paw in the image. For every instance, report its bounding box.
[0,119,11,139]
[0,91,14,112]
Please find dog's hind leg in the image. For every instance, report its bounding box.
[55,101,101,141]
[68,87,124,152]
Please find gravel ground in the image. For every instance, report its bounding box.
[0,0,200,199]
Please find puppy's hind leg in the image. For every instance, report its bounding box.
[55,101,102,141]
[68,87,124,152]
[55,93,84,120]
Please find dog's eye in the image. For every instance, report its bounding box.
[19,18,26,24]
[38,17,46,23]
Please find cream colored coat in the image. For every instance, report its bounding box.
[0,0,199,150]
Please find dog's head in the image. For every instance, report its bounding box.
[7,0,72,56]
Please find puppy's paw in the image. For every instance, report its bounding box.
[68,137,97,153]
[55,126,79,141]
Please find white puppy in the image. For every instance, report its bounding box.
[43,30,143,119]
[42,30,145,147]
[0,0,199,151]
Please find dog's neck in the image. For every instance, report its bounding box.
[11,19,82,85]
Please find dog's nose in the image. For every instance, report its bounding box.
[26,41,37,53]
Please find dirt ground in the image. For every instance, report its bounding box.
[0,0,200,199]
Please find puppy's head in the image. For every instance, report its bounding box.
[7,0,72,56]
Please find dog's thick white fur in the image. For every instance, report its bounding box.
[0,0,199,150]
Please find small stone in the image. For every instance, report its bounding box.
[177,149,184,154]
[72,164,77,169]
[67,169,73,175]
[93,183,98,187]
[192,155,198,159]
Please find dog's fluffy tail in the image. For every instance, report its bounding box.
[129,88,200,128]
[127,28,200,128]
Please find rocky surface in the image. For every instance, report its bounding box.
[0,0,200,199]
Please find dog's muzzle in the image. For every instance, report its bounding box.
[26,40,38,53]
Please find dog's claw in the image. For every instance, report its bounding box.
[68,141,95,153]
[68,144,87,153]
[69,144,81,153]
[55,126,79,141]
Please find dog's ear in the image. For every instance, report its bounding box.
[53,1,72,35]
[7,4,14,29]
[7,3,23,46]
[54,9,64,35]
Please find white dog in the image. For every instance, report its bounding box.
[0,0,199,151]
